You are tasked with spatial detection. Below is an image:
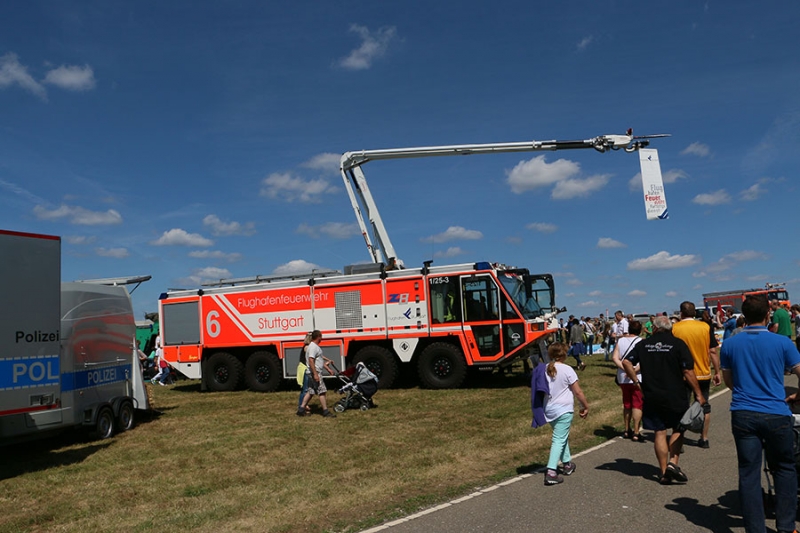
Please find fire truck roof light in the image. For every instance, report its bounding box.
[474,262,492,271]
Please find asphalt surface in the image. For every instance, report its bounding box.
[361,379,800,533]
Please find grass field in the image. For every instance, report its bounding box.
[0,355,632,533]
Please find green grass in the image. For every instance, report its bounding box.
[0,356,630,533]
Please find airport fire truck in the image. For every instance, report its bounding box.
[0,229,150,444]
[703,283,790,312]
[159,131,667,391]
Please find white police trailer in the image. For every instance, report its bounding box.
[0,229,150,444]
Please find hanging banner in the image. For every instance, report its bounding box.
[639,148,668,220]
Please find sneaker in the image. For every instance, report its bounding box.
[579,363,586,371]
[666,462,688,483]
[296,409,306,417]
[544,470,564,485]
[158,381,166,386]
[558,462,576,476]
[322,410,337,418]
[697,439,710,449]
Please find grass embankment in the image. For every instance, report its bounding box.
[0,356,629,533]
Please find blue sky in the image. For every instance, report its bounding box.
[2,1,799,319]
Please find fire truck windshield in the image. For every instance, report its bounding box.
[499,272,544,319]
[771,290,789,301]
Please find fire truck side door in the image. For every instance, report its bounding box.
[461,275,501,358]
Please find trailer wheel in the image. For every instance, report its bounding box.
[353,346,398,389]
[94,407,115,440]
[117,401,135,432]
[206,352,244,392]
[245,351,281,392]
[418,342,467,389]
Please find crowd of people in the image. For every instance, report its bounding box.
[533,297,800,533]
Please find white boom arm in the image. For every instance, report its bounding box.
[340,131,668,267]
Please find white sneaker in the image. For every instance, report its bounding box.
[158,382,166,386]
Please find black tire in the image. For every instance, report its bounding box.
[245,351,282,392]
[94,407,115,440]
[205,352,244,392]
[334,402,346,413]
[117,401,135,432]
[352,345,398,389]
[418,342,468,389]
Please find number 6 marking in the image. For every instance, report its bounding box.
[206,311,221,338]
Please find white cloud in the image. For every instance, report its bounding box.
[188,250,242,262]
[151,228,213,247]
[564,292,576,298]
[434,247,465,258]
[296,222,359,240]
[203,214,256,236]
[665,290,678,297]
[65,235,96,245]
[421,226,483,244]
[628,168,688,191]
[338,24,397,70]
[551,174,610,200]
[273,259,322,276]
[627,251,700,271]
[506,155,580,194]
[725,250,768,262]
[43,64,96,91]
[0,53,46,100]
[33,204,122,225]
[566,278,583,286]
[576,35,594,51]
[179,267,233,286]
[740,182,766,201]
[260,172,336,203]
[597,237,626,249]
[701,249,768,274]
[628,289,647,297]
[680,142,711,157]
[526,222,557,234]
[301,153,341,175]
[692,189,731,205]
[578,300,599,307]
[588,290,602,297]
[96,247,129,258]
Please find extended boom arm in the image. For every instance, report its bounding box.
[340,130,668,267]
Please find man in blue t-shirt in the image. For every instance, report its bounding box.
[720,296,800,533]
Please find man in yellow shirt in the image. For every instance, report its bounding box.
[672,301,721,448]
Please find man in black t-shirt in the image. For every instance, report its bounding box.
[623,316,706,485]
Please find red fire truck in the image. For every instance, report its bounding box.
[159,131,667,391]
[703,283,790,312]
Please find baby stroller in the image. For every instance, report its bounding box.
[334,362,379,413]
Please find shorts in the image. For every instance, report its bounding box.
[620,384,643,410]
[642,406,685,432]
[687,379,711,403]
[308,377,327,395]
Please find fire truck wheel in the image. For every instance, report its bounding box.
[353,346,398,389]
[206,352,244,392]
[245,351,281,392]
[94,407,115,440]
[418,342,467,389]
[117,401,135,432]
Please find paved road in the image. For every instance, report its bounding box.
[362,381,798,533]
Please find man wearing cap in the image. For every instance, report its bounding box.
[721,296,800,533]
